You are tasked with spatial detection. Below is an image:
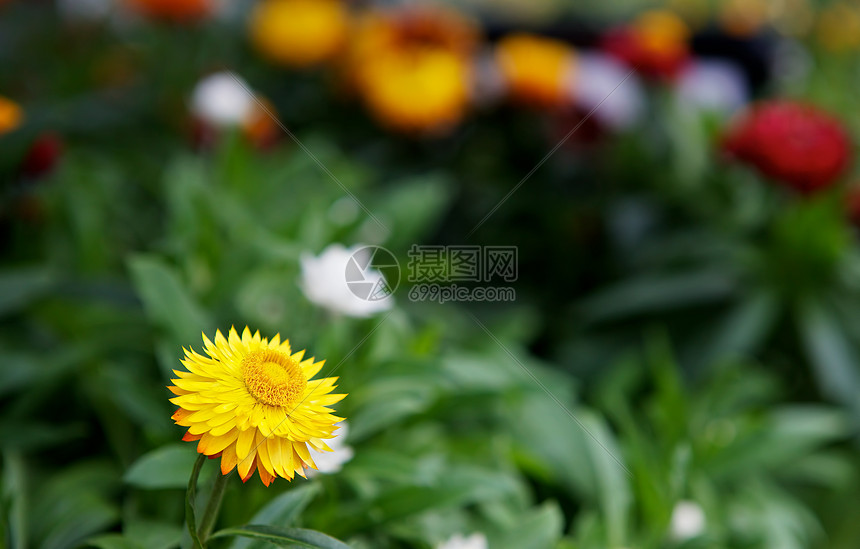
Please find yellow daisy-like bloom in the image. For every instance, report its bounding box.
[168,327,346,486]
[495,34,574,108]
[0,96,23,136]
[249,0,349,68]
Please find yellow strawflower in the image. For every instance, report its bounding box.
[495,34,574,108]
[633,10,691,58]
[719,0,770,37]
[816,3,860,52]
[361,48,470,133]
[346,6,479,133]
[169,327,346,486]
[249,0,349,68]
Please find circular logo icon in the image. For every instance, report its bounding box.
[345,246,400,302]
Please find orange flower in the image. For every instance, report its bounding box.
[0,96,23,136]
[602,10,691,79]
[126,0,212,21]
[249,0,349,68]
[346,6,480,134]
[242,98,280,149]
[495,34,574,108]
[634,11,690,58]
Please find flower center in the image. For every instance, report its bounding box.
[242,349,306,407]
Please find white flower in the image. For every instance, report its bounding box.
[190,72,255,128]
[306,421,354,477]
[211,0,243,21]
[471,49,507,108]
[57,0,113,22]
[670,500,706,541]
[570,52,645,130]
[300,244,394,318]
[676,60,749,115]
[772,39,812,89]
[436,533,488,549]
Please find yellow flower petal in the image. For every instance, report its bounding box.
[236,428,255,460]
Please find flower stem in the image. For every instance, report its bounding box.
[186,454,206,549]
[197,470,230,545]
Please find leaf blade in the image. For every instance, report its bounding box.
[213,525,351,549]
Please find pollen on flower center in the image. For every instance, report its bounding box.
[242,349,306,407]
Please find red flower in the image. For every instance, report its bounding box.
[127,0,212,22]
[21,132,63,179]
[724,101,851,193]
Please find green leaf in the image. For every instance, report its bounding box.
[579,270,736,324]
[785,451,855,487]
[125,520,183,549]
[766,406,850,452]
[0,420,86,452]
[127,255,211,344]
[493,502,564,549]
[709,406,850,476]
[348,385,435,442]
[229,484,321,549]
[728,480,821,549]
[506,393,631,548]
[440,352,536,392]
[362,466,521,527]
[96,363,172,437]
[0,351,41,398]
[31,462,120,549]
[2,451,28,549]
[213,525,351,549]
[798,299,860,420]
[687,291,778,368]
[345,450,421,486]
[369,174,452,249]
[86,534,144,549]
[125,444,201,490]
[0,267,54,317]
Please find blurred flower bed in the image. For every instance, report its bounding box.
[3,0,860,548]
